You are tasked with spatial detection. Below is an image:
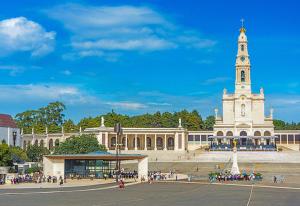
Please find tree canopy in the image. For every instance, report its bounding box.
[26,145,50,162]
[15,101,66,134]
[0,143,28,166]
[54,134,106,154]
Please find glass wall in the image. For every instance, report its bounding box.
[65,159,116,179]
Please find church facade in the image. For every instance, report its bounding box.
[213,25,275,147]
[20,24,300,152]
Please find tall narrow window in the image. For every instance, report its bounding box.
[241,44,244,51]
[241,70,245,82]
[241,104,246,116]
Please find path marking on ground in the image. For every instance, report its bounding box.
[0,182,139,196]
[246,184,254,206]
[160,180,300,191]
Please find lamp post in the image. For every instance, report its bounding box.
[114,123,123,182]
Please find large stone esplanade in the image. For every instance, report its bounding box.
[21,24,300,152]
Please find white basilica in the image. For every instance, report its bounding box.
[21,24,300,152]
[213,24,275,147]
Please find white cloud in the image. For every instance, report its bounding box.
[72,38,176,51]
[106,101,147,110]
[0,84,77,98]
[0,17,55,56]
[45,4,215,58]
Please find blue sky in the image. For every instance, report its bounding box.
[0,0,300,122]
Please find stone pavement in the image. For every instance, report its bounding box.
[1,182,300,206]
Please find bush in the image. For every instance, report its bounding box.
[25,166,42,174]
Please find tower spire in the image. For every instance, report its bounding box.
[240,18,246,33]
[235,19,251,94]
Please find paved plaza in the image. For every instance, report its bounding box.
[1,181,300,206]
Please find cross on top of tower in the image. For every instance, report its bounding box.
[240,18,246,33]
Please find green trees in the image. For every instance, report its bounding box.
[15,101,66,134]
[10,147,28,163]
[0,144,28,166]
[273,119,300,130]
[54,134,106,154]
[0,143,13,166]
[203,115,215,131]
[63,119,78,133]
[26,145,50,162]
[15,102,300,133]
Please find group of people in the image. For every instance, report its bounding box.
[209,172,262,182]
[3,172,65,186]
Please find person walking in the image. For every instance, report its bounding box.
[59,176,63,186]
[273,176,277,183]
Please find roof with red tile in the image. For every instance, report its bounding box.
[0,114,17,128]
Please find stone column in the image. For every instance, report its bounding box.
[174,132,178,151]
[105,132,109,149]
[125,134,128,150]
[294,134,296,145]
[135,134,138,150]
[154,134,157,151]
[144,134,147,151]
[164,134,167,151]
[182,132,185,150]
[280,135,282,144]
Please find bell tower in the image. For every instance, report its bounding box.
[235,19,251,94]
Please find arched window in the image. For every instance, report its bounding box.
[241,44,244,51]
[240,131,247,136]
[48,139,53,150]
[254,131,261,136]
[168,137,174,147]
[264,131,271,137]
[111,137,116,147]
[34,139,38,146]
[156,137,163,149]
[241,104,246,117]
[241,70,245,82]
[147,137,151,147]
[226,131,233,136]
[217,131,224,137]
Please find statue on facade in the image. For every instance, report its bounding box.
[214,108,218,119]
[260,87,264,95]
[101,116,105,127]
[178,118,182,128]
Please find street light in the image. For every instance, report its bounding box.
[114,123,123,182]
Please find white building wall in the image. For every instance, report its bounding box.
[223,99,234,124]
[252,100,265,124]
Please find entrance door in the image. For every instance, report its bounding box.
[266,139,270,145]
[241,138,247,146]
[255,139,259,146]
